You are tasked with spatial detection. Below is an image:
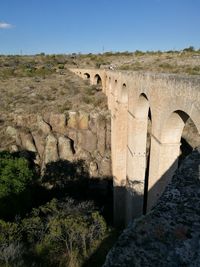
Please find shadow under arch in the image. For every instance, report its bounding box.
[147,109,200,211]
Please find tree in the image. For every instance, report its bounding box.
[0,152,33,199]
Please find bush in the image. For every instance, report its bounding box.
[21,198,107,266]
[0,152,34,219]
[183,46,195,52]
[0,220,24,266]
[0,152,33,199]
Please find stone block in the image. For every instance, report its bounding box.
[58,136,74,161]
[49,113,67,134]
[37,115,51,136]
[19,130,37,152]
[78,111,89,130]
[32,130,46,158]
[67,111,78,129]
[78,130,97,153]
[43,133,59,164]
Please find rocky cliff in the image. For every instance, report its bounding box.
[3,110,111,177]
[103,149,200,267]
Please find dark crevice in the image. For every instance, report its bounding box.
[69,138,76,154]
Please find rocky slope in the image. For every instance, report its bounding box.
[103,149,200,267]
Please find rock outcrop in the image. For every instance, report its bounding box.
[103,149,200,267]
[5,110,111,177]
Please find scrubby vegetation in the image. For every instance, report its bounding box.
[0,152,116,267]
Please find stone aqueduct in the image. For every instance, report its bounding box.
[70,68,200,226]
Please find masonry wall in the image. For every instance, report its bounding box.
[71,68,200,226]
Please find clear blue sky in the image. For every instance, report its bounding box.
[0,0,199,55]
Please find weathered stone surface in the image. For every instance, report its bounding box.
[78,111,89,130]
[89,111,98,133]
[66,128,78,148]
[89,161,98,177]
[75,148,92,162]
[10,144,18,152]
[19,130,37,152]
[78,130,97,153]
[43,112,50,124]
[106,116,111,150]
[32,130,45,158]
[97,115,107,156]
[100,156,112,176]
[14,114,37,128]
[49,113,67,134]
[103,150,200,267]
[3,108,111,176]
[43,133,58,164]
[67,111,78,128]
[6,126,18,139]
[37,115,51,135]
[58,136,74,161]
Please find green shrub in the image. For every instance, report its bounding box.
[20,198,107,266]
[0,152,33,199]
[183,46,195,52]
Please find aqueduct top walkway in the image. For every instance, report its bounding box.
[70,68,200,226]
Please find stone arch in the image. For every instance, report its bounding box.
[126,93,152,224]
[160,110,189,143]
[135,93,150,118]
[160,109,200,164]
[94,74,102,85]
[93,74,102,91]
[147,109,200,211]
[84,73,90,80]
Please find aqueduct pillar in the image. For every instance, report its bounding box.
[126,94,150,224]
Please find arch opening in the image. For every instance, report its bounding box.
[147,109,200,211]
[94,74,102,91]
[84,73,90,80]
[160,110,200,164]
[180,117,200,163]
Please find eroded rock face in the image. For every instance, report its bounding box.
[19,130,37,152]
[78,130,97,153]
[58,136,74,161]
[68,111,78,128]
[103,149,200,267]
[89,161,98,177]
[3,110,112,177]
[37,115,51,136]
[78,111,89,130]
[43,133,58,164]
[32,130,46,159]
[49,113,67,134]
[97,115,107,156]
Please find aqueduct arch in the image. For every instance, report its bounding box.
[147,109,200,211]
[70,68,200,226]
[84,73,90,80]
[126,93,151,223]
[94,74,103,90]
